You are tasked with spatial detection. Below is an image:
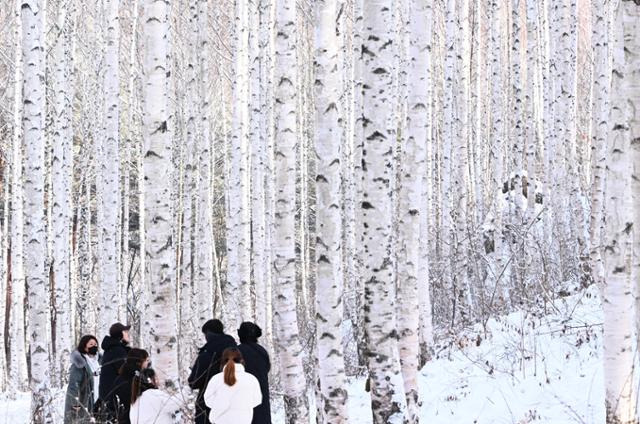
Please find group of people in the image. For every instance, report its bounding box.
[64,320,271,424]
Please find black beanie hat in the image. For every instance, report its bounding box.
[238,322,262,343]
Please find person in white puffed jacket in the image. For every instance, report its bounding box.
[130,368,183,424]
[204,347,262,424]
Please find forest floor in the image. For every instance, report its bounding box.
[1,284,604,423]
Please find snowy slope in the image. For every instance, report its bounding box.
[416,285,604,423]
[0,286,605,424]
[304,284,604,424]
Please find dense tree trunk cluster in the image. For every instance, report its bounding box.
[0,0,638,422]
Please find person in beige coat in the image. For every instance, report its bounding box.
[203,348,262,424]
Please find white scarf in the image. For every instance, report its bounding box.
[84,354,101,402]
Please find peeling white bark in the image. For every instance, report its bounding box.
[314,0,349,421]
[142,0,179,388]
[21,0,53,419]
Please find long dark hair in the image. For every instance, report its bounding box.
[119,348,149,378]
[131,367,157,404]
[76,335,98,354]
[221,348,244,386]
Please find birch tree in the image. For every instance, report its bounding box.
[541,0,559,254]
[0,175,7,392]
[9,2,28,391]
[314,0,348,421]
[98,0,122,330]
[77,173,95,334]
[361,0,407,421]
[141,0,179,388]
[227,0,253,329]
[258,0,276,342]
[487,0,510,305]
[621,0,639,358]
[601,1,639,421]
[441,0,458,323]
[561,0,584,256]
[250,0,268,334]
[178,0,199,375]
[50,0,74,386]
[395,0,431,419]
[21,0,53,419]
[524,0,540,214]
[510,0,524,181]
[121,0,140,322]
[195,0,214,329]
[589,0,611,289]
[273,0,310,421]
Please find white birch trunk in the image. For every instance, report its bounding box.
[418,164,434,364]
[456,0,473,321]
[273,0,309,421]
[250,0,269,332]
[314,0,348,421]
[260,0,276,350]
[122,0,139,322]
[21,0,53,419]
[488,0,510,305]
[396,0,430,419]
[442,0,458,325]
[121,126,130,322]
[142,0,179,388]
[541,0,557,251]
[351,0,368,367]
[551,0,577,257]
[94,77,106,334]
[510,0,524,180]
[340,0,362,373]
[524,0,540,213]
[562,0,585,257]
[99,0,122,330]
[227,0,253,330]
[50,0,73,386]
[602,2,640,421]
[589,0,611,289]
[0,175,7,391]
[431,0,445,265]
[9,4,28,391]
[137,82,148,347]
[361,0,407,421]
[621,0,640,368]
[296,21,312,329]
[468,0,483,224]
[77,174,95,334]
[195,0,214,325]
[178,0,199,378]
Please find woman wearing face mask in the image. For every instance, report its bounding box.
[129,368,183,424]
[64,335,102,423]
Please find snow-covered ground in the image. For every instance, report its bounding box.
[0,285,604,423]
[416,284,604,423]
[275,284,604,423]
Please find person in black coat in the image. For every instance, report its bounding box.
[188,319,237,424]
[111,348,150,424]
[237,322,271,424]
[98,323,131,420]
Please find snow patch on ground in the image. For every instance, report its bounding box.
[0,388,64,424]
[1,286,605,423]
[0,392,30,423]
[417,288,604,423]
